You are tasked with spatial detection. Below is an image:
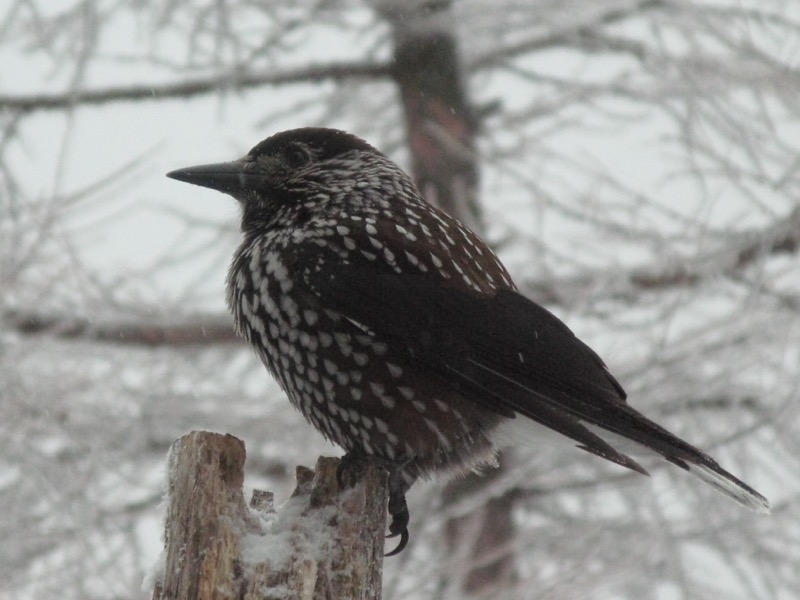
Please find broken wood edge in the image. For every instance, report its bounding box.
[149,431,388,600]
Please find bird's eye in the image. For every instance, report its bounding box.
[284,145,310,169]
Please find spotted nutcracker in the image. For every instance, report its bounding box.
[167,128,769,555]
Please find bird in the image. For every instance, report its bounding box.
[167,127,770,555]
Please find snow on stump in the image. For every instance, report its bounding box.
[149,431,388,600]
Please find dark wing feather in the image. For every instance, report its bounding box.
[306,265,655,473]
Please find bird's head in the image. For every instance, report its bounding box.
[167,128,402,231]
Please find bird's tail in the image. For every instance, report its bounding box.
[495,413,770,514]
[682,460,770,514]
[583,418,771,514]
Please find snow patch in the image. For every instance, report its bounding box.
[240,494,338,572]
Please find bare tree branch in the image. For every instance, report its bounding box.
[524,205,800,304]
[0,61,391,114]
[4,310,239,346]
[471,0,665,70]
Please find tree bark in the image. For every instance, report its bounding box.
[150,431,387,600]
[381,0,483,231]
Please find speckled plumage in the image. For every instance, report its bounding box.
[222,131,514,489]
[168,127,769,555]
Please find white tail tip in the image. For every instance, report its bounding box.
[688,463,771,515]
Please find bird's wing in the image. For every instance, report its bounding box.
[302,251,651,471]
[304,257,770,513]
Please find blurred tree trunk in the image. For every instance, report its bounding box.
[380,1,517,594]
[380,0,483,232]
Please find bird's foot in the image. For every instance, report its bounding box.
[336,452,413,557]
[385,480,410,557]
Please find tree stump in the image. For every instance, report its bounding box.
[150,431,387,600]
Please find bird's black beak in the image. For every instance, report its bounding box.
[167,160,259,196]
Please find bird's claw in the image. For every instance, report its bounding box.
[385,483,411,556]
[337,453,413,556]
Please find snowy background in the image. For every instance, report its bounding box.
[2,1,799,598]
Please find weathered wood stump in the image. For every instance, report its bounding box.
[150,431,387,600]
